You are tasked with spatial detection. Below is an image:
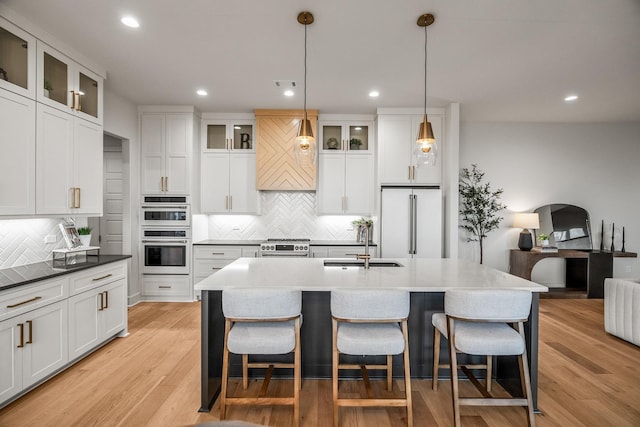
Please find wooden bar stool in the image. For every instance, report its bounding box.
[220,288,302,427]
[331,289,413,427]
[433,289,535,427]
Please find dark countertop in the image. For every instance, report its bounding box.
[193,240,377,246]
[0,255,132,292]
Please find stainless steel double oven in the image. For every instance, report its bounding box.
[140,196,191,275]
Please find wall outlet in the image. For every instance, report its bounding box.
[44,235,57,243]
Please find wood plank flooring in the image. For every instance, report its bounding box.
[1,298,638,426]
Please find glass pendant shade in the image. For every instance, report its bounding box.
[413,141,437,166]
[296,115,314,143]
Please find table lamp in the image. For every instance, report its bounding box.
[513,213,540,251]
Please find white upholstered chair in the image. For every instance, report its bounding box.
[220,288,302,427]
[331,289,413,427]
[432,289,535,427]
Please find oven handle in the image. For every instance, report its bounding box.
[260,253,309,257]
[141,206,189,209]
[141,239,189,243]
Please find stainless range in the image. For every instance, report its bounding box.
[259,238,310,257]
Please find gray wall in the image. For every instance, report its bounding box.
[459,121,640,283]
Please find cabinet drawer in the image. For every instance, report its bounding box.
[194,259,233,277]
[0,277,68,322]
[142,276,191,297]
[69,262,126,295]
[194,246,242,260]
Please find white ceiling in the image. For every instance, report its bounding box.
[3,0,640,122]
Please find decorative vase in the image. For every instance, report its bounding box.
[541,239,550,247]
[79,234,92,247]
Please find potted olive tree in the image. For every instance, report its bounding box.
[459,164,506,264]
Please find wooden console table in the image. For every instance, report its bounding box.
[509,249,636,298]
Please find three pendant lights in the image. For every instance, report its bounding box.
[295,12,437,167]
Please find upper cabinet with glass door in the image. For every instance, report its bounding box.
[319,119,373,154]
[0,17,36,99]
[36,42,103,125]
[201,116,255,152]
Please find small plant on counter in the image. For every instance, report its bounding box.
[459,164,506,264]
[537,233,549,242]
[352,217,373,227]
[77,226,92,235]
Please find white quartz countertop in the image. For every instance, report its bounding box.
[195,257,548,293]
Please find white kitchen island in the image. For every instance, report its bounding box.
[196,257,548,412]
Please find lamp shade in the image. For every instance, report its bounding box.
[513,213,540,230]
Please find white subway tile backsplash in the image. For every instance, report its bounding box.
[0,218,67,268]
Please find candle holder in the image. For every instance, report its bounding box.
[610,222,615,253]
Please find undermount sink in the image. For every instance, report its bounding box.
[323,259,403,268]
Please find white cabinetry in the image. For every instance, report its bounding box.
[35,103,102,215]
[310,246,378,258]
[36,42,103,125]
[0,300,68,405]
[193,245,258,298]
[140,111,194,195]
[378,111,444,185]
[0,17,37,99]
[0,90,35,215]
[68,278,126,361]
[142,275,192,300]
[0,260,128,407]
[318,117,375,215]
[200,116,259,214]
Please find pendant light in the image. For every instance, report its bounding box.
[414,13,437,167]
[295,11,316,165]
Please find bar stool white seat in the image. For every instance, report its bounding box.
[220,288,302,427]
[331,289,413,427]
[433,289,535,427]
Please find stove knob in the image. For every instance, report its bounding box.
[270,245,275,250]
[294,245,299,250]
[304,245,308,250]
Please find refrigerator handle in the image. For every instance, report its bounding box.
[412,194,418,254]
[409,194,415,255]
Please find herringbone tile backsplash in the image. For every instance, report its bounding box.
[0,192,370,269]
[205,192,368,241]
[0,218,67,268]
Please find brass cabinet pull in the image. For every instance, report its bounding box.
[70,187,76,208]
[104,291,109,309]
[76,187,81,208]
[26,320,33,344]
[92,273,113,282]
[17,323,24,348]
[159,285,172,289]
[98,292,104,311]
[229,195,232,210]
[211,267,222,270]
[7,296,42,309]
[70,90,76,109]
[165,176,168,192]
[211,252,225,255]
[412,166,416,181]
[408,166,411,180]
[76,92,82,111]
[225,196,228,210]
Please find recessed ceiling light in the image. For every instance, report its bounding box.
[196,89,208,96]
[284,90,295,97]
[564,95,578,102]
[121,16,140,28]
[369,90,379,98]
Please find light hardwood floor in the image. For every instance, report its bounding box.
[1,299,639,426]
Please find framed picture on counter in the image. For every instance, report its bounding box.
[59,222,82,249]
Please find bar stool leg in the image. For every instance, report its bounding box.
[220,319,232,420]
[402,321,413,427]
[486,355,493,392]
[332,318,339,427]
[433,327,441,391]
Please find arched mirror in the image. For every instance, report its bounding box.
[534,204,592,250]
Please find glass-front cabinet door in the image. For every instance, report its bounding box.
[37,42,103,125]
[0,17,36,99]
[319,121,372,153]
[202,120,255,152]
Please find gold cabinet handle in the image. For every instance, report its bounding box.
[159,285,172,289]
[70,90,76,109]
[76,187,81,208]
[408,166,411,180]
[92,273,113,282]
[17,323,24,348]
[7,296,42,309]
[104,291,109,309]
[225,196,228,210]
[229,195,232,211]
[165,176,168,192]
[76,91,82,111]
[412,166,416,181]
[26,320,33,344]
[70,187,76,208]
[98,292,104,311]
[211,252,225,255]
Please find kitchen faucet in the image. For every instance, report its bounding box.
[356,226,371,269]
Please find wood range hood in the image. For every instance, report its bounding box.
[255,109,318,191]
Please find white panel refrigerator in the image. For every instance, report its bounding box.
[380,186,443,258]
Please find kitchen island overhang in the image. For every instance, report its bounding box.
[196,257,548,412]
